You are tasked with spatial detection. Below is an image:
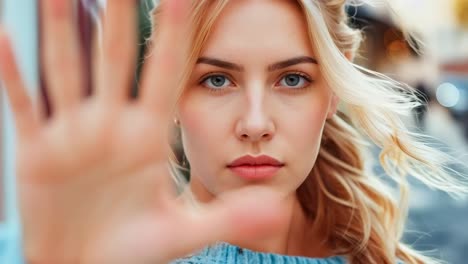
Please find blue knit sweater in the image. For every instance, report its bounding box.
[172,242,347,264]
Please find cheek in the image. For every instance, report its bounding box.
[178,100,209,160]
[177,94,228,171]
[292,108,327,154]
[304,104,328,139]
[284,91,330,138]
[282,94,331,171]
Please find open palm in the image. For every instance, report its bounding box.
[0,1,282,263]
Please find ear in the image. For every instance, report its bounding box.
[173,108,181,126]
[327,94,339,119]
[344,51,354,62]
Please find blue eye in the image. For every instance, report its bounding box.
[278,73,311,89]
[201,75,232,89]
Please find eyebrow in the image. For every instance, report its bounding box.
[196,56,318,72]
[268,56,318,71]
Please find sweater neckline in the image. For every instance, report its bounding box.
[198,242,348,263]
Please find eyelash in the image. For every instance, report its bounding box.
[198,71,314,94]
[199,72,235,94]
[276,71,313,92]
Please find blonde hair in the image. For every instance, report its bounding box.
[149,1,468,263]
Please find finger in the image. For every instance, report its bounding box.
[139,0,191,120]
[87,187,285,264]
[165,187,285,262]
[0,29,39,139]
[96,0,138,104]
[189,187,287,246]
[154,188,285,262]
[41,0,84,114]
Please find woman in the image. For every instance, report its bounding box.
[0,0,465,263]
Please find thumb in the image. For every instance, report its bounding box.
[200,186,287,243]
[84,187,285,264]
[174,186,287,257]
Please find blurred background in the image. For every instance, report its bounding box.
[1,0,467,263]
[349,1,468,263]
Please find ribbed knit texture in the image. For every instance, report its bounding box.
[172,242,347,264]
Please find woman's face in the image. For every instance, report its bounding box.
[178,0,338,200]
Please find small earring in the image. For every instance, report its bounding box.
[174,118,180,126]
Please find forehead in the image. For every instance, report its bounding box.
[200,0,315,60]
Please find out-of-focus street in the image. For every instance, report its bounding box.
[353,1,468,263]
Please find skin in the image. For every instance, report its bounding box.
[0,0,286,263]
[178,0,338,256]
[0,0,339,263]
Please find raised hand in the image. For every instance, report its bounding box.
[0,0,283,263]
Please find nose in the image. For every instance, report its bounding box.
[235,91,275,142]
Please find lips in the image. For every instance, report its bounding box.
[227,155,284,180]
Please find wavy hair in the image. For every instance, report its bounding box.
[149,1,468,263]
